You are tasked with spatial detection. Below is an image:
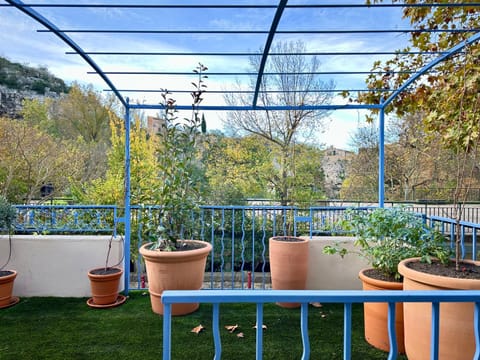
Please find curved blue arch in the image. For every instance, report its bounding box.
[252,0,288,108]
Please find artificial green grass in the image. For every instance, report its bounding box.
[0,292,407,359]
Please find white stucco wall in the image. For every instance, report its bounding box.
[0,235,124,297]
[305,236,369,290]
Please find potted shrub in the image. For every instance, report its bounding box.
[269,236,309,308]
[87,234,125,308]
[139,63,212,316]
[0,195,19,309]
[324,207,450,353]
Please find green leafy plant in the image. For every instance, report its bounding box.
[323,207,452,280]
[143,63,208,251]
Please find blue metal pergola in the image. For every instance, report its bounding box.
[2,0,480,292]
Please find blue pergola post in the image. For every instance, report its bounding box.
[378,100,385,208]
[123,99,131,294]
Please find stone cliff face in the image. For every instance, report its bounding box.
[0,56,68,119]
[0,86,27,119]
[0,86,63,119]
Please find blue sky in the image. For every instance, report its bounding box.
[0,1,411,150]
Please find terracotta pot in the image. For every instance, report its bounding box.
[358,269,404,354]
[398,257,480,360]
[87,267,123,305]
[139,240,212,315]
[0,270,17,308]
[269,236,309,308]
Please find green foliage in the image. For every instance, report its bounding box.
[0,117,85,203]
[0,195,15,232]
[323,207,452,279]
[144,63,208,250]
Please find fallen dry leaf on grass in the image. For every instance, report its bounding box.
[225,324,239,333]
[237,332,244,338]
[191,324,205,334]
[310,302,323,308]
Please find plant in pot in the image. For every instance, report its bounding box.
[356,4,480,359]
[87,234,125,308]
[394,44,480,360]
[323,206,451,354]
[0,195,19,309]
[269,235,309,308]
[139,63,212,316]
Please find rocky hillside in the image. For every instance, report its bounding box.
[0,56,69,118]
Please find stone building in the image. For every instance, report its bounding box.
[321,146,353,199]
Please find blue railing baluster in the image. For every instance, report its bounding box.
[473,228,477,261]
[344,303,352,360]
[163,303,172,360]
[213,303,222,360]
[300,302,310,360]
[251,208,256,287]
[240,209,246,289]
[256,303,264,360]
[261,208,267,289]
[231,208,235,290]
[431,302,440,360]
[220,208,225,290]
[387,302,398,360]
[210,208,215,289]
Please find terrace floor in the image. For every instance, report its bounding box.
[0,292,408,360]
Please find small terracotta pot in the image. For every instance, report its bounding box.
[140,240,212,315]
[0,270,17,308]
[358,269,404,354]
[269,236,309,308]
[399,257,480,360]
[88,267,123,305]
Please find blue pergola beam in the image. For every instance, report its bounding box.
[127,104,384,112]
[43,28,479,34]
[3,3,480,9]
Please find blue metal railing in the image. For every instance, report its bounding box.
[162,289,480,360]
[13,204,118,234]
[429,215,480,261]
[7,204,480,290]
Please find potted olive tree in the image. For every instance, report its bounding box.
[0,195,19,309]
[324,207,450,354]
[87,234,125,308]
[139,63,212,315]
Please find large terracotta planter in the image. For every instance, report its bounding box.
[399,257,480,360]
[87,266,123,306]
[358,269,404,354]
[139,240,212,315]
[0,270,17,308]
[269,236,309,308]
